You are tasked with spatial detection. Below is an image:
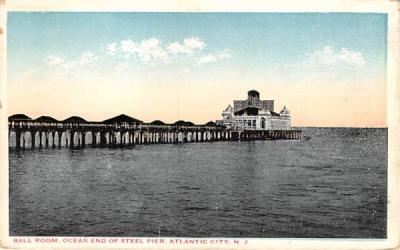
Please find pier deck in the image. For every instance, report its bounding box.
[8,118,302,149]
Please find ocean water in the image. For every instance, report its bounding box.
[9,128,387,238]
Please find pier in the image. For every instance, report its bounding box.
[8,114,302,149]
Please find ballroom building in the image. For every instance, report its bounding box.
[216,90,291,130]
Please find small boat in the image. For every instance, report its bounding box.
[303,136,311,141]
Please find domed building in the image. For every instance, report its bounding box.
[216,90,291,130]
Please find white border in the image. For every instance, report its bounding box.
[0,0,399,249]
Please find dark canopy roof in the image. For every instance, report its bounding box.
[8,114,32,121]
[103,114,143,124]
[234,107,281,117]
[234,107,259,116]
[174,120,195,126]
[204,121,216,126]
[34,116,59,123]
[63,116,87,123]
[150,120,165,125]
[270,111,280,117]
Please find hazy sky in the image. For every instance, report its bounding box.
[7,12,387,127]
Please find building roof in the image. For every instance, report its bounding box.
[234,107,259,116]
[103,114,143,124]
[270,111,280,117]
[8,114,32,121]
[150,120,165,125]
[34,116,59,123]
[63,116,87,123]
[234,107,281,117]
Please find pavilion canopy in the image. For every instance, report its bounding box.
[174,120,195,126]
[63,116,87,123]
[8,114,32,121]
[204,121,216,126]
[150,120,165,125]
[103,114,143,124]
[34,116,59,123]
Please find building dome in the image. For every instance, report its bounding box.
[247,90,260,99]
[223,105,233,114]
[280,106,290,116]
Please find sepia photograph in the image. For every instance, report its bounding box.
[1,0,399,249]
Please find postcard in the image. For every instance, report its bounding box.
[0,0,399,249]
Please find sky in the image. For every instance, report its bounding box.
[7,12,387,127]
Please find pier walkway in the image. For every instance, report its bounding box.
[8,114,302,149]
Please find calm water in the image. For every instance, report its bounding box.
[9,128,387,238]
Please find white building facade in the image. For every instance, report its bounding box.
[216,90,291,131]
